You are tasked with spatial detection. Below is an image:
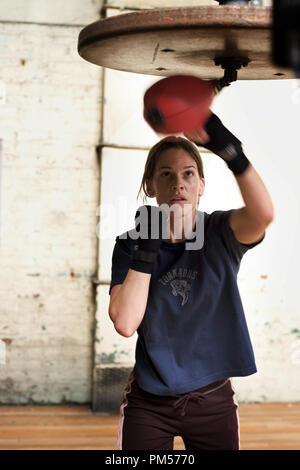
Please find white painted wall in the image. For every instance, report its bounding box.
[97,2,300,402]
[0,2,103,403]
[107,0,272,8]
[0,0,103,25]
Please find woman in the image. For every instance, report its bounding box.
[108,112,274,450]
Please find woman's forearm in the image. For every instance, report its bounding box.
[234,163,274,224]
[109,269,152,337]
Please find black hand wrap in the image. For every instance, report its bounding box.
[130,205,167,274]
[201,113,250,176]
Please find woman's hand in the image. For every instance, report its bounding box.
[184,112,250,176]
[183,127,210,145]
[130,205,168,274]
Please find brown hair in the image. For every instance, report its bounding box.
[136,136,205,205]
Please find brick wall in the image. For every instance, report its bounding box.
[0,2,103,403]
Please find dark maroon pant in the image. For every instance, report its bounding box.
[118,371,240,450]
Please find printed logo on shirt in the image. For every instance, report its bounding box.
[170,279,191,306]
[158,267,198,307]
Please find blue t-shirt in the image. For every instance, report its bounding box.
[109,209,265,396]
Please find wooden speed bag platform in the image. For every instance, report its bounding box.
[77,6,295,81]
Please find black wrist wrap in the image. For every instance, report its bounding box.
[226,152,250,175]
[130,248,159,274]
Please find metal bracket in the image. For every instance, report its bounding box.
[217,1,249,5]
[214,56,250,91]
[216,1,263,6]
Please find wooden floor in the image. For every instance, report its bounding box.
[0,403,299,450]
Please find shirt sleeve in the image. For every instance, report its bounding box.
[209,209,265,266]
[109,234,133,295]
